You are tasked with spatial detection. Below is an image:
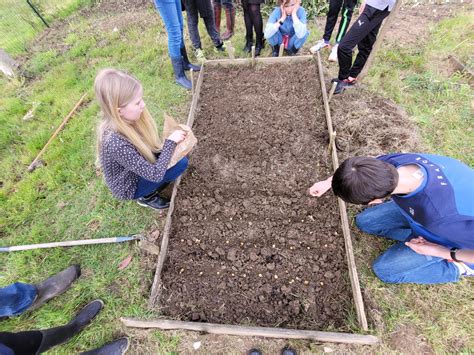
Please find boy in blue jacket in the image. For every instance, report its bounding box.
[264,0,309,56]
[309,153,474,284]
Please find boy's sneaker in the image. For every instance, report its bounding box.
[137,195,170,210]
[453,261,474,276]
[309,39,330,54]
[334,77,357,94]
[194,48,206,61]
[214,42,226,53]
[328,43,338,62]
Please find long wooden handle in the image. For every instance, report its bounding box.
[28,92,88,171]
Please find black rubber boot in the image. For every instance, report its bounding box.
[286,46,299,56]
[29,265,81,311]
[281,346,297,355]
[243,39,254,53]
[255,39,265,57]
[171,57,192,90]
[180,47,201,72]
[271,45,279,57]
[80,337,130,355]
[37,300,104,353]
[248,349,262,355]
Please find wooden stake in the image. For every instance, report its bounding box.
[190,69,194,94]
[251,45,256,66]
[357,0,402,82]
[328,81,337,103]
[226,41,235,60]
[121,318,379,345]
[279,43,285,57]
[0,235,141,252]
[316,51,368,331]
[27,92,88,172]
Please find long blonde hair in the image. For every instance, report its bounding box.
[94,68,162,164]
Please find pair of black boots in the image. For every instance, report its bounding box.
[271,45,299,57]
[136,183,171,210]
[171,47,201,90]
[243,38,265,57]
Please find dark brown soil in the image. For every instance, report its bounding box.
[160,61,353,330]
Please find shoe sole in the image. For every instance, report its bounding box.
[137,200,170,210]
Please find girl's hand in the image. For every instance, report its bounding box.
[405,237,449,259]
[292,1,300,16]
[309,179,332,197]
[168,130,187,143]
[279,5,287,22]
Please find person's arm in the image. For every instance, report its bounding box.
[405,237,474,263]
[264,8,285,39]
[106,131,185,183]
[309,176,333,197]
[292,6,308,39]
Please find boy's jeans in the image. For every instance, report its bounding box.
[0,283,37,317]
[355,201,460,284]
[134,157,188,199]
[154,0,185,59]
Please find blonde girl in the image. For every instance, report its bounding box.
[95,68,188,210]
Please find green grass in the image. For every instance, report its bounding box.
[0,3,473,354]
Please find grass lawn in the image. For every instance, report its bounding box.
[0,1,472,353]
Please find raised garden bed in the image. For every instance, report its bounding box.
[129,55,373,345]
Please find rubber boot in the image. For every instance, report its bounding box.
[221,7,235,40]
[243,38,253,53]
[255,38,265,57]
[37,300,104,353]
[29,265,81,311]
[80,337,130,355]
[180,47,201,71]
[271,45,280,57]
[171,57,192,90]
[213,3,222,33]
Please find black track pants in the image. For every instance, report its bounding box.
[323,0,358,43]
[337,4,390,80]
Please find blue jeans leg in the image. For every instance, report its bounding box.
[267,31,283,47]
[373,243,460,284]
[0,283,37,317]
[355,200,413,242]
[289,32,309,50]
[134,157,189,198]
[154,0,185,59]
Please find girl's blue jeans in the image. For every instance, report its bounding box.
[154,0,185,59]
[134,157,188,199]
[355,200,460,284]
[0,283,37,317]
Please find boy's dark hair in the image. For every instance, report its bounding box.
[331,157,399,204]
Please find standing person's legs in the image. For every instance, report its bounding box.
[323,0,344,42]
[200,0,223,47]
[334,0,357,43]
[185,0,202,49]
[249,4,264,46]
[348,11,387,78]
[221,0,235,40]
[0,283,36,318]
[213,0,222,33]
[154,0,184,60]
[373,243,460,284]
[337,5,387,80]
[242,1,253,43]
[355,200,413,242]
[154,0,192,88]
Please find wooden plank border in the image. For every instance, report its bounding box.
[315,52,368,330]
[146,56,374,342]
[148,65,206,307]
[121,318,378,345]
